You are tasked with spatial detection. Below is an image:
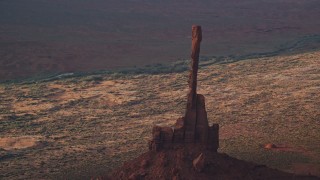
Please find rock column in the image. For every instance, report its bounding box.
[149,25,219,152]
[184,25,202,143]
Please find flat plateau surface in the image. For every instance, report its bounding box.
[0,50,319,179]
[1,0,320,81]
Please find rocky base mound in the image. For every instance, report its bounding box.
[104,145,317,180]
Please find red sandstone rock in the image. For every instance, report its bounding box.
[193,153,206,172]
[128,169,147,180]
[184,25,202,143]
[172,175,179,180]
[187,25,202,110]
[208,124,219,151]
[149,25,219,152]
[264,143,277,149]
[195,94,209,143]
[107,146,316,180]
[141,159,149,169]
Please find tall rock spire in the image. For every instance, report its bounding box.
[187,25,202,110]
[149,25,219,152]
[184,25,202,143]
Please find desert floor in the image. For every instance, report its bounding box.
[0,50,319,179]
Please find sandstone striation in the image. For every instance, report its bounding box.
[149,25,219,152]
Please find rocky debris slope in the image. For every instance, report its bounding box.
[106,146,316,180]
